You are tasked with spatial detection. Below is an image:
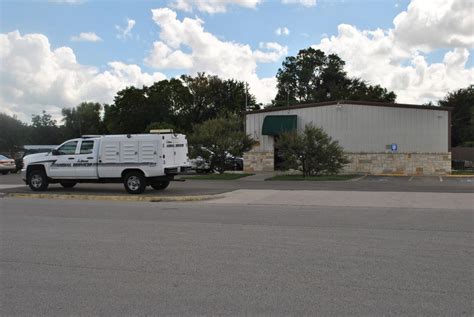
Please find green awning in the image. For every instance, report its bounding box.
[262,115,297,136]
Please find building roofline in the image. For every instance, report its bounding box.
[244,100,453,115]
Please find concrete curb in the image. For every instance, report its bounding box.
[373,173,408,177]
[445,175,474,178]
[349,174,367,182]
[373,174,474,178]
[4,192,224,202]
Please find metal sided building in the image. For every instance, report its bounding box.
[244,100,452,175]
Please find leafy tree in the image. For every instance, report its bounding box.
[103,74,258,134]
[439,85,474,147]
[146,79,192,132]
[103,86,149,133]
[273,47,396,107]
[0,113,27,155]
[344,78,396,102]
[30,111,64,145]
[179,73,258,132]
[62,102,104,138]
[189,115,255,173]
[276,125,349,176]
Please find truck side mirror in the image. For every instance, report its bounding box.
[51,149,60,156]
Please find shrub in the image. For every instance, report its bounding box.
[277,125,349,176]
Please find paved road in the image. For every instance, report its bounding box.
[1,197,472,315]
[1,173,473,195]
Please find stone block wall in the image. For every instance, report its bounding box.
[243,151,274,172]
[343,152,451,175]
[243,150,451,175]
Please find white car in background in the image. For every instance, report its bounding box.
[0,155,16,174]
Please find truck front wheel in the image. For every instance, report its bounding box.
[124,172,146,194]
[28,170,49,191]
[151,181,170,190]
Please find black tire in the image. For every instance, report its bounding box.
[123,171,146,194]
[60,182,77,188]
[1,171,8,175]
[151,181,170,190]
[28,169,49,191]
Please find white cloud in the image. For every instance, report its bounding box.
[393,0,474,51]
[145,8,288,104]
[275,27,290,36]
[116,19,136,40]
[312,0,474,104]
[0,30,165,122]
[145,41,194,69]
[70,32,102,42]
[282,0,316,7]
[171,0,261,14]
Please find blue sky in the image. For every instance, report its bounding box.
[0,0,472,122]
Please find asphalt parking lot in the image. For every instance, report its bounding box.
[0,172,473,196]
[1,172,472,315]
[1,196,472,315]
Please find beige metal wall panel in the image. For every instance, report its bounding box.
[245,104,449,153]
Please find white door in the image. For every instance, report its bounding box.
[163,135,178,166]
[75,140,97,178]
[49,140,78,178]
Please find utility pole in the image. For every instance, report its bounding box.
[245,82,248,111]
[287,85,290,108]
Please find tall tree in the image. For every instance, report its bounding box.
[0,113,27,155]
[439,85,474,147]
[146,78,192,132]
[62,102,104,138]
[103,74,258,135]
[273,47,396,107]
[189,115,255,173]
[180,73,258,132]
[103,86,149,133]
[30,111,64,145]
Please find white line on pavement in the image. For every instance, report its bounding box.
[408,176,414,182]
[0,184,25,190]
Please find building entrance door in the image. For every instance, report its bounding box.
[273,135,286,170]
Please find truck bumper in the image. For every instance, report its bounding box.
[164,166,192,175]
[21,169,27,183]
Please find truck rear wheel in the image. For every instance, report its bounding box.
[28,170,49,191]
[124,171,146,194]
[151,181,170,190]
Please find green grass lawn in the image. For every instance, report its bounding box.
[183,173,254,180]
[451,170,474,175]
[266,174,358,181]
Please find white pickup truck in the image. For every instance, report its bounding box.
[21,133,191,194]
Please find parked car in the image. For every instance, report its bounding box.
[225,155,243,171]
[190,156,212,173]
[189,148,243,173]
[0,154,16,174]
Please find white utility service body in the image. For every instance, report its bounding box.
[22,133,191,194]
